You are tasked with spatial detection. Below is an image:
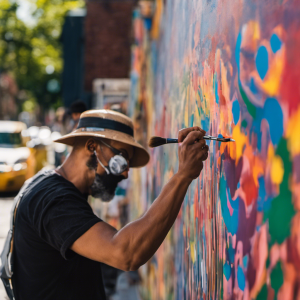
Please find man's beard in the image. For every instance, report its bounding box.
[90,172,125,202]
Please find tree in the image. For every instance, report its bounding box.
[0,0,84,115]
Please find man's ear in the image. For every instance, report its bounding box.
[86,138,97,154]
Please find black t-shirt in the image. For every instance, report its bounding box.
[12,170,106,300]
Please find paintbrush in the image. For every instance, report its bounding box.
[148,135,235,148]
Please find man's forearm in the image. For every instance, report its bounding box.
[113,172,192,270]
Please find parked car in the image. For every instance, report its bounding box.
[26,126,51,173]
[0,121,36,192]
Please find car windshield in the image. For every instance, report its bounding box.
[0,132,22,148]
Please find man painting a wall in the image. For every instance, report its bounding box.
[1,109,208,299]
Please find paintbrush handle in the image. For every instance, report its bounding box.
[166,136,215,143]
[166,138,179,144]
[204,135,217,140]
[166,136,229,143]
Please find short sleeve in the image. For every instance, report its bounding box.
[35,196,102,260]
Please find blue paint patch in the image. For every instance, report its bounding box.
[230,196,240,210]
[263,197,273,212]
[143,18,152,30]
[133,9,140,19]
[217,133,223,147]
[250,107,264,151]
[237,266,246,291]
[235,32,242,74]
[220,175,239,235]
[214,74,219,104]
[257,177,266,212]
[223,262,231,280]
[257,176,273,212]
[190,114,194,127]
[201,115,209,131]
[232,100,240,125]
[243,256,248,268]
[263,98,283,146]
[270,33,282,53]
[256,46,269,80]
[249,77,258,94]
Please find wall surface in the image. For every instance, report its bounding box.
[129,0,300,299]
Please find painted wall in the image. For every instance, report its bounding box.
[129,0,300,299]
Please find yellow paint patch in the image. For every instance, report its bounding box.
[151,0,163,40]
[184,99,189,127]
[286,106,300,156]
[241,21,260,52]
[190,242,196,263]
[267,143,275,160]
[261,49,284,96]
[232,125,247,163]
[252,156,264,186]
[271,155,284,185]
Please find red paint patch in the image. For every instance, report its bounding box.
[241,175,258,206]
[280,26,300,116]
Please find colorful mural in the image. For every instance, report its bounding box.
[129,0,300,299]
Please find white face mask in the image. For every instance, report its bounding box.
[94,141,128,176]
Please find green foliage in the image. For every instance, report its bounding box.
[0,0,84,110]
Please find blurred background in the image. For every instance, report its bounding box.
[0,0,150,299]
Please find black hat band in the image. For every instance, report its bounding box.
[77,117,134,137]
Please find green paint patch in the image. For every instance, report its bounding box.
[182,72,190,89]
[239,84,256,118]
[266,256,270,269]
[198,87,204,102]
[257,284,268,300]
[270,262,283,297]
[268,138,295,245]
[241,119,247,128]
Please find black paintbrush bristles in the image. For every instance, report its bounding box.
[148,136,167,148]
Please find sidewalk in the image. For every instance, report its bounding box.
[110,272,141,300]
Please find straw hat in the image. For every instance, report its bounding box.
[54,109,150,168]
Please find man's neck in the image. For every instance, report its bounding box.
[56,152,91,195]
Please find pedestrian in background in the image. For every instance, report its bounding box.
[70,101,87,130]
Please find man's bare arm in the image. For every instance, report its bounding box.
[71,127,209,271]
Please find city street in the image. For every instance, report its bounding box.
[0,196,14,300]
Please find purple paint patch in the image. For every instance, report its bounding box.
[224,155,243,198]
[236,199,257,255]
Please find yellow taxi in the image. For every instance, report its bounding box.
[0,121,35,192]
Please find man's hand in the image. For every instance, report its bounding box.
[177,127,209,180]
